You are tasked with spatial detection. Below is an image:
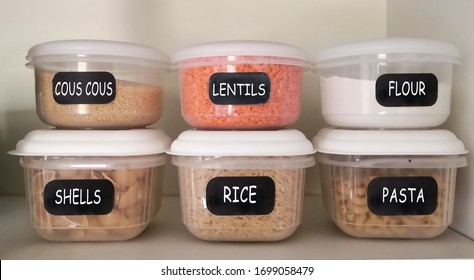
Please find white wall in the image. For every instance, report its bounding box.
[0,0,387,195]
[388,0,474,239]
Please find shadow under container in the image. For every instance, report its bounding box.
[313,128,468,238]
[172,40,310,129]
[26,39,170,129]
[10,129,171,241]
[168,129,315,241]
[313,38,460,129]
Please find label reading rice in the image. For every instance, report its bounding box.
[43,179,115,215]
[367,176,438,216]
[206,176,275,215]
[209,72,271,105]
[376,73,438,107]
[52,72,116,104]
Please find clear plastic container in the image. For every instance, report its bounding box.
[314,38,460,129]
[26,40,170,129]
[313,128,468,238]
[168,129,315,241]
[172,40,310,129]
[10,129,171,241]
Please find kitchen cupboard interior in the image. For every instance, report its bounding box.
[0,0,472,259]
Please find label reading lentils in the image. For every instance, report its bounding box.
[43,179,115,215]
[52,72,116,104]
[367,176,438,216]
[375,73,438,107]
[209,72,271,105]
[206,176,275,215]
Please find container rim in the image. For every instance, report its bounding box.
[9,129,171,157]
[313,128,468,156]
[167,129,316,157]
[316,153,468,169]
[172,40,311,68]
[171,155,315,169]
[26,39,171,68]
[314,37,461,68]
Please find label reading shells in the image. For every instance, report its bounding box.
[52,72,116,104]
[44,179,115,215]
[206,176,275,216]
[367,176,438,216]
[209,72,271,105]
[375,73,438,107]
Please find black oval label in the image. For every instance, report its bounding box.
[367,176,438,216]
[43,179,115,215]
[375,73,438,107]
[208,72,271,105]
[206,176,275,216]
[52,72,116,104]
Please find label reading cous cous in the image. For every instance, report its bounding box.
[43,179,115,215]
[52,72,116,104]
[209,72,271,105]
[376,73,438,107]
[206,176,275,215]
[367,176,438,216]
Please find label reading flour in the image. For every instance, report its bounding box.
[367,176,438,216]
[52,72,116,104]
[206,176,275,215]
[209,72,271,105]
[44,179,115,215]
[376,73,438,107]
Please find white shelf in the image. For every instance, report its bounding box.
[1,195,473,259]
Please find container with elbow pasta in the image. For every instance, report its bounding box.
[168,129,315,241]
[313,128,468,238]
[172,40,310,129]
[10,129,171,241]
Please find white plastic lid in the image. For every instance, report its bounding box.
[313,128,468,156]
[168,129,315,156]
[10,129,171,156]
[315,37,460,67]
[172,40,310,67]
[26,39,170,67]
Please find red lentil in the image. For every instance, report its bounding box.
[178,56,304,129]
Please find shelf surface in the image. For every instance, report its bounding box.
[1,195,473,260]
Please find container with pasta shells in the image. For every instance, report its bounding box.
[313,128,468,238]
[168,129,315,241]
[10,129,171,241]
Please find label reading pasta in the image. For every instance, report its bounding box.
[367,176,438,216]
[375,73,438,107]
[206,176,275,215]
[43,179,115,215]
[209,72,271,105]
[52,72,116,104]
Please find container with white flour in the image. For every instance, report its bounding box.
[314,38,460,129]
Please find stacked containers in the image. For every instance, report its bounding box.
[10,40,171,241]
[312,38,468,238]
[169,40,315,241]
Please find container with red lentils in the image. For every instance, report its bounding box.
[172,40,310,129]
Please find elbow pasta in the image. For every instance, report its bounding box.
[23,156,164,241]
[319,162,456,238]
[176,156,306,241]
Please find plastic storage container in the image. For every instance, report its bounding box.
[313,128,468,238]
[168,129,315,241]
[10,129,171,241]
[172,40,310,129]
[26,40,170,129]
[314,38,460,129]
